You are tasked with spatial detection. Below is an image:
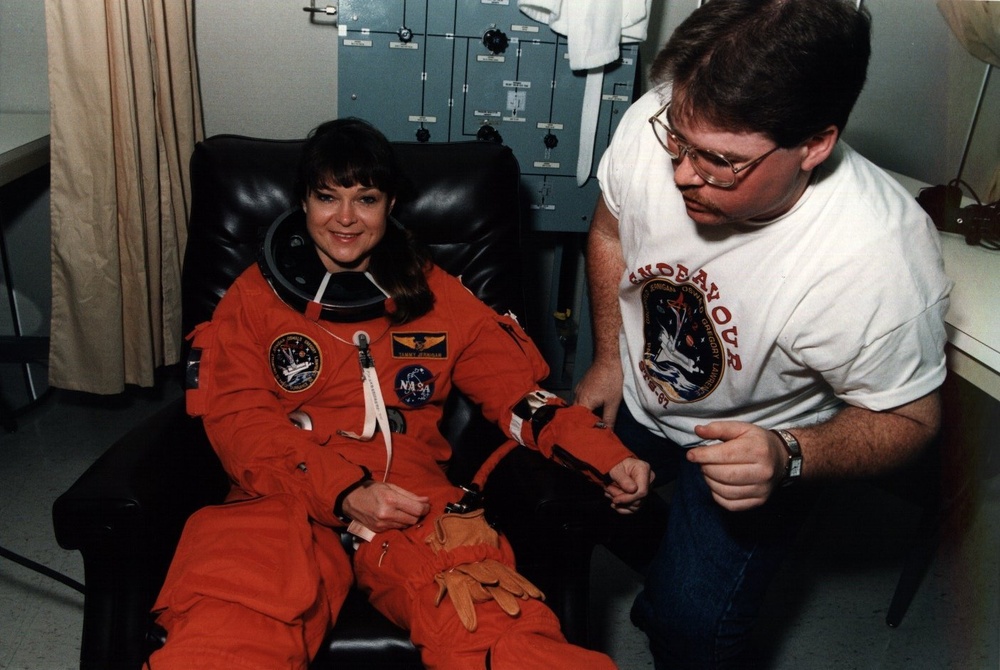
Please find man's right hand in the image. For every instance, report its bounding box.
[342,481,431,533]
[573,358,625,428]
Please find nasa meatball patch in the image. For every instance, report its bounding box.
[270,333,322,393]
[395,365,435,407]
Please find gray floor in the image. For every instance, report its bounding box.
[1,382,998,669]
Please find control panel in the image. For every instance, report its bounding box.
[336,0,641,384]
[336,0,639,233]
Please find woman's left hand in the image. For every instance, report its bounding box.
[604,457,654,514]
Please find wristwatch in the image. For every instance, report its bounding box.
[770,428,802,486]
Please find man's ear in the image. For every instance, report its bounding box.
[801,126,839,171]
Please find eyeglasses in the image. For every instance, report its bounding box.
[648,102,780,188]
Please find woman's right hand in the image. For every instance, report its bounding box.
[342,481,431,533]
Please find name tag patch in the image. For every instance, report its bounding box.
[392,332,447,358]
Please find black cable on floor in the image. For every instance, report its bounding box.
[0,544,85,594]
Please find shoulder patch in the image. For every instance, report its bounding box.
[391,332,448,359]
[269,333,322,393]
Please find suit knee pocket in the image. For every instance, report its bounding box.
[155,495,323,625]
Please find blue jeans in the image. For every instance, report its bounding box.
[615,404,817,669]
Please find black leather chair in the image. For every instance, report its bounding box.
[52,136,651,670]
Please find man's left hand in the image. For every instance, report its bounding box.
[686,422,786,511]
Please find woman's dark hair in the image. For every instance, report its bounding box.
[297,117,433,324]
[650,0,871,148]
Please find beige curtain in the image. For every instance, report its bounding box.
[938,0,1000,68]
[45,0,203,394]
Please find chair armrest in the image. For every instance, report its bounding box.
[480,446,619,645]
[52,396,229,670]
[481,446,669,646]
[484,446,612,534]
[53,396,229,553]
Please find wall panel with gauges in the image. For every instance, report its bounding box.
[337,0,639,385]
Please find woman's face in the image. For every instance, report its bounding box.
[304,182,394,273]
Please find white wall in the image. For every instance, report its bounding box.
[967,70,999,200]
[195,0,338,139]
[846,0,994,193]
[0,0,51,405]
[0,0,49,112]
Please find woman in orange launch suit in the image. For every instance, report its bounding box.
[144,117,652,670]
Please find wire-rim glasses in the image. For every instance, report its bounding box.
[648,102,780,188]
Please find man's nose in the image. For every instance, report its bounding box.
[672,150,707,188]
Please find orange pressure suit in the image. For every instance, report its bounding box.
[146,263,629,670]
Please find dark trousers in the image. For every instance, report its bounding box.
[614,404,817,669]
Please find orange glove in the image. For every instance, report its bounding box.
[425,510,544,632]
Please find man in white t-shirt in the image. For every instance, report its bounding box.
[575,0,952,667]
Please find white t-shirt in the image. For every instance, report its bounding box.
[597,89,952,447]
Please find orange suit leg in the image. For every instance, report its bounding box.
[145,493,351,670]
[353,505,617,670]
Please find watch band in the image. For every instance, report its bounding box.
[770,428,803,486]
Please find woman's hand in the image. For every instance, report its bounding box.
[342,481,431,533]
[605,457,654,514]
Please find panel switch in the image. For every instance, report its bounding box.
[506,90,526,113]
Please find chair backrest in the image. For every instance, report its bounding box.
[183,136,527,482]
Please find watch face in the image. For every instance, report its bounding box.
[772,429,802,485]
